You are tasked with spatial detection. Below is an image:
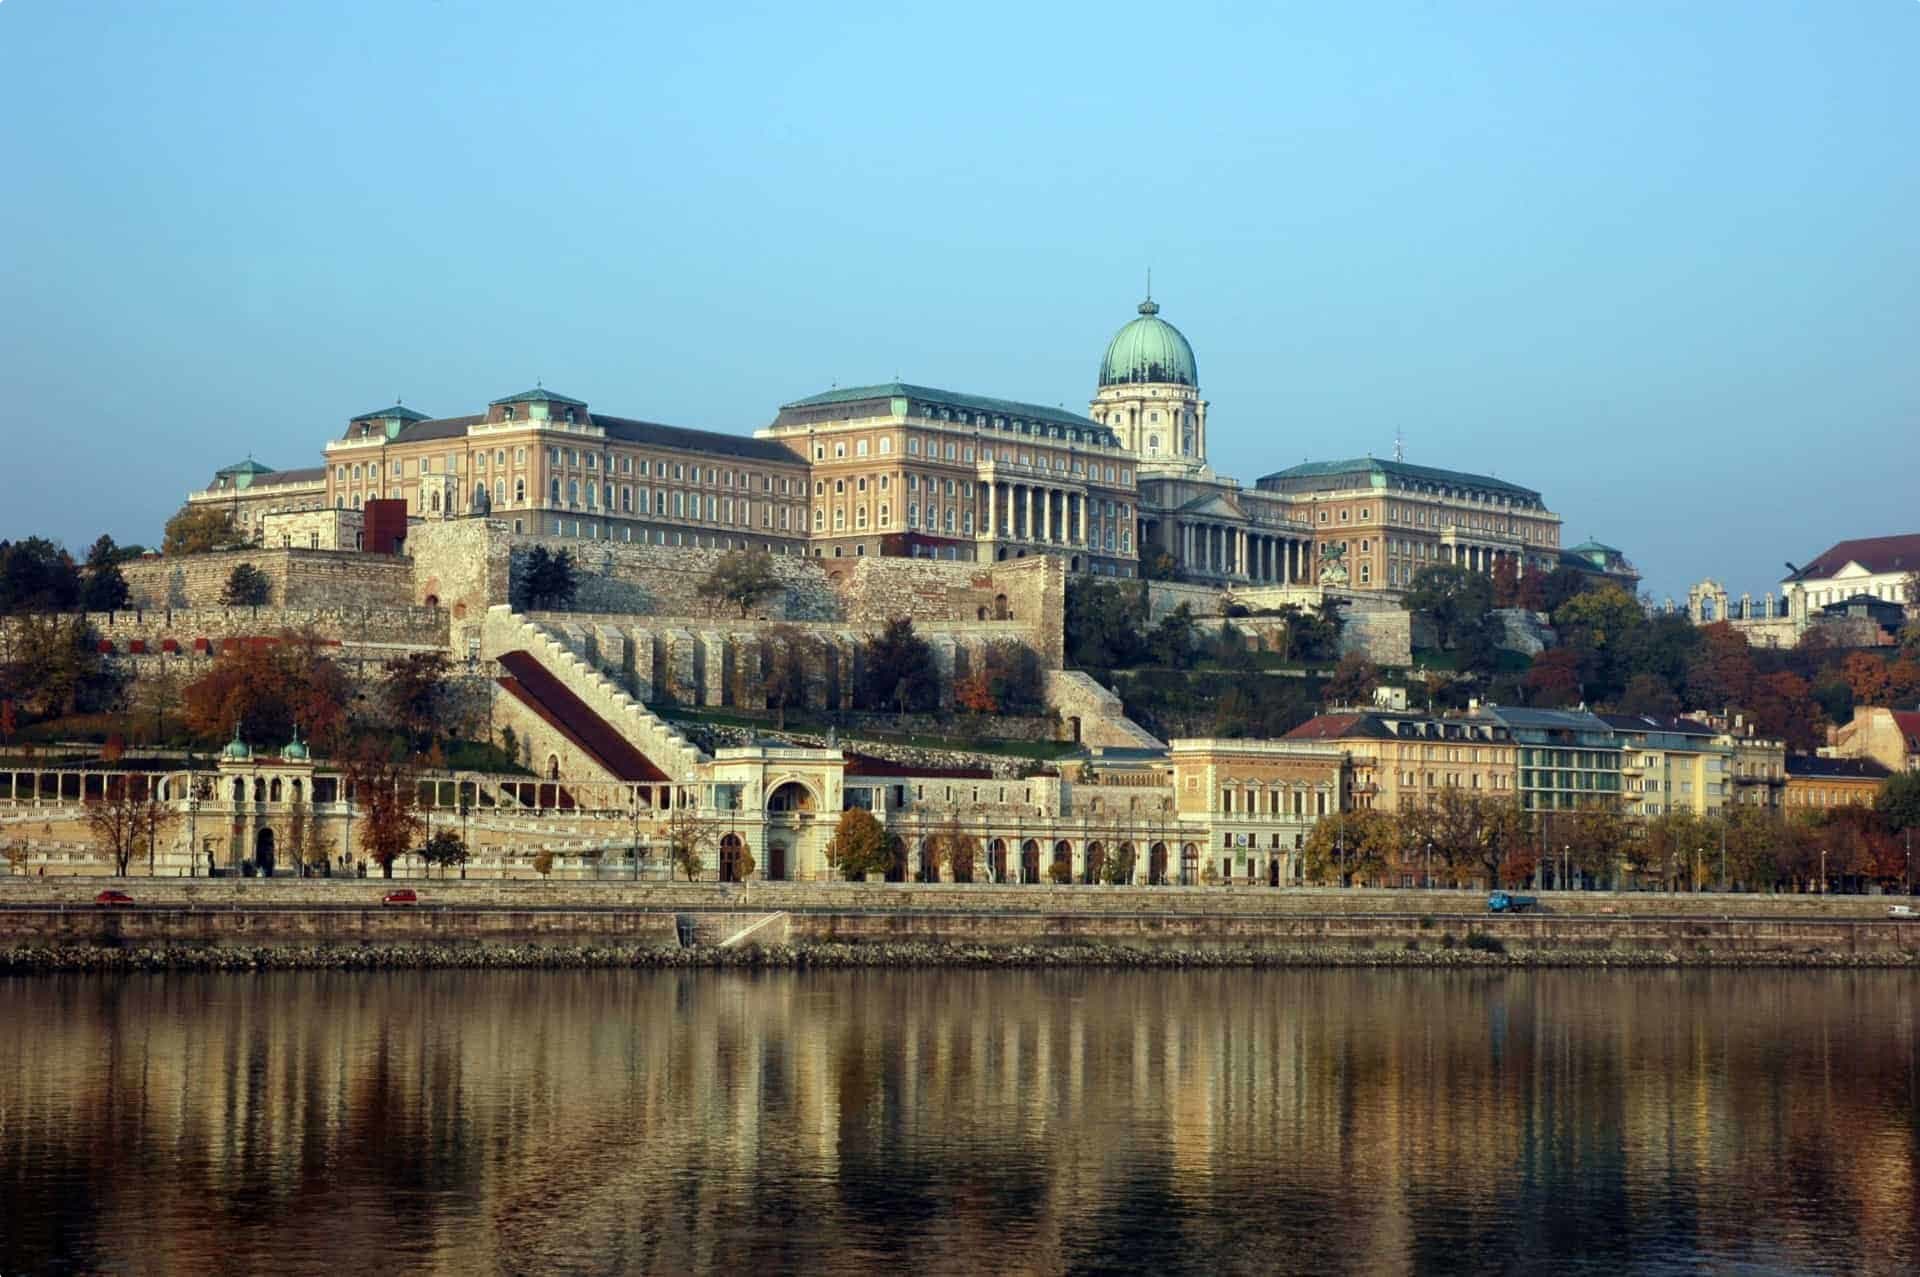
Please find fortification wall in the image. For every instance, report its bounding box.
[6,606,448,653]
[1045,671,1166,750]
[122,549,414,611]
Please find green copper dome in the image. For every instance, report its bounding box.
[222,725,252,761]
[1098,297,1197,388]
[282,726,310,762]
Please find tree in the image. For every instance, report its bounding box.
[856,618,937,714]
[758,625,815,729]
[1522,648,1584,708]
[1426,790,1531,888]
[84,775,175,876]
[696,550,783,618]
[1683,623,1756,713]
[1323,652,1380,707]
[422,829,469,880]
[532,848,555,879]
[1641,810,1724,892]
[381,651,451,749]
[1405,565,1494,651]
[0,614,115,721]
[1748,671,1826,754]
[978,641,1043,715]
[955,668,997,716]
[1842,652,1893,707]
[220,563,272,607]
[1145,604,1200,669]
[345,744,423,878]
[0,698,14,749]
[1302,809,1399,885]
[666,800,718,882]
[1875,771,1920,834]
[514,546,578,611]
[0,538,82,613]
[79,536,131,613]
[824,807,889,881]
[1064,579,1149,669]
[1564,807,1632,888]
[1615,673,1681,717]
[162,507,244,555]
[1490,556,1546,611]
[183,637,350,750]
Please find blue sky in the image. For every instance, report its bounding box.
[2,1,1914,602]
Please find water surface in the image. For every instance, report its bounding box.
[1,969,1915,1275]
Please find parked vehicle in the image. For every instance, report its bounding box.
[1487,891,1541,914]
[94,890,135,908]
[382,889,418,907]
[1890,904,1915,918]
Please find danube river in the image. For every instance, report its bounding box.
[1,970,1915,1276]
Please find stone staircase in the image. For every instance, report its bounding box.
[485,606,708,779]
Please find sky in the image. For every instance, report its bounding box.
[2,1,1915,603]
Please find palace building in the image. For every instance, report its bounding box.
[178,290,1572,596]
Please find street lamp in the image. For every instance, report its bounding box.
[1819,847,1827,895]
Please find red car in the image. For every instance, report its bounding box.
[94,889,135,908]
[382,889,418,907]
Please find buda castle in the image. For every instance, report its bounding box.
[185,295,1570,597]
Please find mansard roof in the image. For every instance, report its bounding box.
[776,381,1118,446]
[1256,456,1543,503]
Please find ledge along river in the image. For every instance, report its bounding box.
[1,967,1915,1275]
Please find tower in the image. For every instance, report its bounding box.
[1089,292,1207,475]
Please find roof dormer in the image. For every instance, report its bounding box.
[487,385,588,426]
[345,404,430,441]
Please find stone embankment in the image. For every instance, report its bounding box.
[2,880,1916,972]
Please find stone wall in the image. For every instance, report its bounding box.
[1045,671,1166,750]
[1338,609,1412,665]
[122,549,413,611]
[9,606,449,653]
[406,521,512,656]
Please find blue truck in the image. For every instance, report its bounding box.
[1487,891,1542,914]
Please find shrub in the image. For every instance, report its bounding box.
[1465,931,1506,955]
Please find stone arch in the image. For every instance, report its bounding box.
[253,779,266,802]
[1149,841,1169,886]
[989,838,1009,883]
[917,838,940,883]
[425,594,440,609]
[269,777,282,803]
[1020,838,1042,884]
[1180,842,1200,885]
[766,779,818,813]
[993,594,1010,619]
[719,832,748,883]
[546,754,561,781]
[1082,840,1105,884]
[1051,840,1072,881]
[884,835,907,883]
[254,827,276,876]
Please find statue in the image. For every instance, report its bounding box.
[1318,544,1349,588]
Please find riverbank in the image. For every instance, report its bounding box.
[6,939,1920,973]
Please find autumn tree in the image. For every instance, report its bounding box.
[696,550,783,618]
[1683,623,1756,713]
[1323,651,1381,707]
[666,799,719,882]
[1563,807,1632,889]
[183,639,350,751]
[1522,648,1584,708]
[532,848,555,879]
[1747,671,1826,754]
[1842,652,1893,707]
[824,807,889,881]
[345,744,423,878]
[955,668,997,716]
[1302,809,1399,886]
[0,614,115,722]
[162,507,245,555]
[84,774,176,876]
[1425,789,1531,888]
[1490,555,1546,611]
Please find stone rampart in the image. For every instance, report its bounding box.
[1045,671,1165,750]
[7,606,448,653]
[122,549,414,611]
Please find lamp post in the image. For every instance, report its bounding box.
[1819,847,1827,895]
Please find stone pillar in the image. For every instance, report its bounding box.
[1023,486,1034,542]
[982,482,994,536]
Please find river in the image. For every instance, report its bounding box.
[0,969,1914,1275]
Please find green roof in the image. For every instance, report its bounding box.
[1256,457,1542,501]
[780,382,1107,434]
[349,404,430,424]
[1566,539,1621,556]
[490,387,588,407]
[1099,297,1197,388]
[214,459,277,477]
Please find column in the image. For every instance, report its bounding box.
[983,482,995,536]
[1022,486,1034,542]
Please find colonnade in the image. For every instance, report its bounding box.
[1443,543,1525,575]
[1177,522,1311,585]
[982,481,1123,554]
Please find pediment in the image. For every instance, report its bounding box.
[1176,493,1247,521]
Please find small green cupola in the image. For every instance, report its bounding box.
[221,724,252,761]
[282,725,310,762]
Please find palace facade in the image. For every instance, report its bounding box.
[179,291,1577,597]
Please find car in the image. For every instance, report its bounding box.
[1890,904,1915,919]
[94,889,135,908]
[382,889,418,907]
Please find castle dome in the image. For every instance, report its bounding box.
[1098,297,1197,388]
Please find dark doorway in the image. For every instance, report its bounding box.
[1021,840,1041,884]
[1149,842,1169,886]
[767,842,787,881]
[254,827,276,877]
[719,833,746,883]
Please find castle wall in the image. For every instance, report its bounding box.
[121,549,413,611]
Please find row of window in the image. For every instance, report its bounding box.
[811,435,1132,486]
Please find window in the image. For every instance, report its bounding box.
[856,439,869,457]
[879,437,893,455]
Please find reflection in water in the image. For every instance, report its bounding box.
[0,970,1915,1275]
